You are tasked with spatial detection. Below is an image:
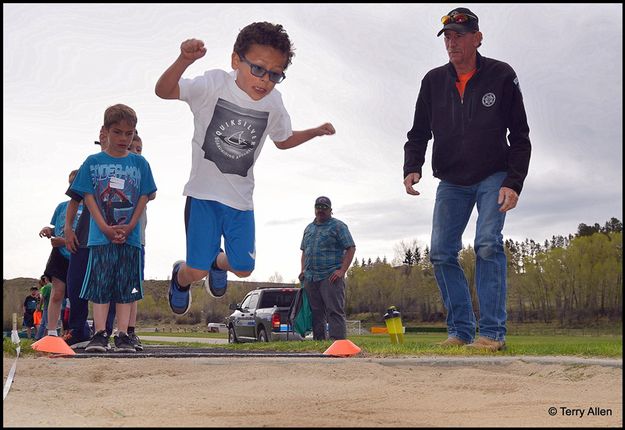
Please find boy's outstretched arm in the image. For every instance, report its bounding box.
[39,226,53,238]
[274,123,335,150]
[155,38,207,100]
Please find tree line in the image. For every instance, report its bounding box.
[8,218,617,329]
[346,217,622,325]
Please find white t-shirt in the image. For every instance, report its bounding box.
[179,69,293,210]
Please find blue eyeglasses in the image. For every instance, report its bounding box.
[239,55,286,84]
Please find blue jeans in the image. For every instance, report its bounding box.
[430,172,508,343]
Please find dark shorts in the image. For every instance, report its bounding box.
[80,244,143,304]
[23,312,35,328]
[44,247,70,284]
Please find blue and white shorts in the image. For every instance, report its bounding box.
[80,243,143,304]
[184,197,255,272]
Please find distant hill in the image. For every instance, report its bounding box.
[3,277,297,331]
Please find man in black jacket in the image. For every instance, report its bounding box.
[403,7,531,352]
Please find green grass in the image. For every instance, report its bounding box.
[506,322,623,336]
[137,331,226,338]
[136,332,622,358]
[3,337,37,357]
[4,331,621,358]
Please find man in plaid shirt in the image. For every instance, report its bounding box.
[299,196,356,340]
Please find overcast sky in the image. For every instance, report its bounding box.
[3,3,622,283]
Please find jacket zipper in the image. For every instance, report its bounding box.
[466,88,474,122]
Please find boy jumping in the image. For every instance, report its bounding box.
[155,22,335,314]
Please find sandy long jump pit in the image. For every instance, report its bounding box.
[3,350,622,427]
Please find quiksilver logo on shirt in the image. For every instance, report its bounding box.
[482,93,496,107]
[202,98,269,176]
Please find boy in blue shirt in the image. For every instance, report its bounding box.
[155,22,335,315]
[70,104,157,353]
[39,170,82,338]
[63,127,108,350]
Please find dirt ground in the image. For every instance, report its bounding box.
[3,354,622,427]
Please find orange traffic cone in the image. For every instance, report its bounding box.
[31,335,76,356]
[323,339,361,357]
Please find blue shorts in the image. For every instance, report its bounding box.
[184,197,255,272]
[80,244,143,304]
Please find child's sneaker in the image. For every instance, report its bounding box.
[114,332,137,353]
[205,265,228,298]
[62,329,90,350]
[85,330,109,353]
[129,332,143,351]
[168,260,192,315]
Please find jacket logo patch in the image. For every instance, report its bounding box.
[482,92,496,107]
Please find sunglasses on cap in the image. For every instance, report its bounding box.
[238,55,286,84]
[315,204,330,210]
[441,12,477,25]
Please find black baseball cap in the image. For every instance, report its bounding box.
[437,7,479,37]
[315,196,332,208]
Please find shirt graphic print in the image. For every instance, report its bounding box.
[202,98,269,177]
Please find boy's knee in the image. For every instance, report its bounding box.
[50,290,65,301]
[475,241,503,260]
[233,270,252,278]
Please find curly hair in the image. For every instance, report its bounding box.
[233,22,295,70]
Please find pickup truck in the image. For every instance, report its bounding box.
[206,322,228,333]
[225,287,304,343]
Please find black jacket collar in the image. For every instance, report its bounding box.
[446,51,484,80]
